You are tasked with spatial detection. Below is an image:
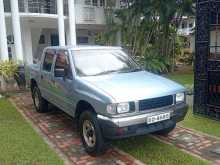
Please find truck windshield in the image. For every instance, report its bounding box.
[72,49,141,77]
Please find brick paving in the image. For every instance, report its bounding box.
[10,92,144,165]
[10,92,220,165]
[156,127,220,164]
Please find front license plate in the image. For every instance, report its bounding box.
[147,113,170,124]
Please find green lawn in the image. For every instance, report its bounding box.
[181,107,220,138]
[115,136,210,165]
[0,98,64,165]
[166,72,194,86]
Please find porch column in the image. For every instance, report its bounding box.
[11,0,23,63]
[57,0,66,46]
[68,0,77,46]
[0,0,9,61]
[22,21,33,65]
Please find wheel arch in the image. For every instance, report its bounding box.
[75,100,96,120]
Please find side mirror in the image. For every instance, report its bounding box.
[54,68,65,77]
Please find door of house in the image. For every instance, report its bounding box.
[50,34,59,46]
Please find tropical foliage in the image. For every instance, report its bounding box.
[0,60,18,80]
[97,0,195,73]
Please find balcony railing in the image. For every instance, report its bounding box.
[19,0,57,14]
[4,0,68,15]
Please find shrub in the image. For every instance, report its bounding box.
[0,61,18,80]
[135,49,170,74]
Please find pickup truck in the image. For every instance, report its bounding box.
[27,46,188,155]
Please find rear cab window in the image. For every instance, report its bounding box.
[42,49,55,72]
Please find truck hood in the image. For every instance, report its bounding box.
[81,71,185,103]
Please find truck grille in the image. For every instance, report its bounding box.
[139,95,173,111]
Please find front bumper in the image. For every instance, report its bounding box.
[97,103,188,139]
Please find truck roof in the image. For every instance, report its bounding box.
[45,45,122,51]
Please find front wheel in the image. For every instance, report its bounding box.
[32,86,48,113]
[79,111,107,156]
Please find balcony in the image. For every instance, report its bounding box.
[4,0,68,15]
[3,0,119,25]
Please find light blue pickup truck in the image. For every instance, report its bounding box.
[27,46,188,155]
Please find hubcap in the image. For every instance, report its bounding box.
[83,120,96,148]
[34,90,40,110]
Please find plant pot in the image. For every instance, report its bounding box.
[14,66,26,90]
[0,77,18,92]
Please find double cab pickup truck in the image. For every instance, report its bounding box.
[27,46,188,155]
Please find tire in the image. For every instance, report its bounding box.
[155,124,176,136]
[79,110,107,156]
[32,86,48,113]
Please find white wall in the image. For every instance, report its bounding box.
[75,4,105,25]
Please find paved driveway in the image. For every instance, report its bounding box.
[10,92,144,165]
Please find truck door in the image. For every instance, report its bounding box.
[39,49,56,102]
[51,50,75,116]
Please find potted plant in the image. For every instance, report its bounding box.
[0,60,18,92]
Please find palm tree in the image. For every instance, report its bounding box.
[97,0,195,72]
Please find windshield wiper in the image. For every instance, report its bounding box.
[95,70,120,76]
[119,68,143,73]
[129,68,143,72]
[93,68,143,76]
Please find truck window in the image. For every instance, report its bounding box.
[43,49,55,72]
[55,50,73,80]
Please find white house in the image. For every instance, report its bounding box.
[177,16,195,53]
[178,16,195,36]
[177,16,220,55]
[0,0,121,65]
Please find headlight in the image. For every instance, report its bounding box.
[117,102,130,114]
[176,92,185,103]
[106,102,131,115]
[106,104,117,115]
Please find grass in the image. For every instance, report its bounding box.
[166,72,194,86]
[181,107,220,138]
[115,136,210,165]
[0,98,64,165]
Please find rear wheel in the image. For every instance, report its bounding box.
[79,110,107,156]
[155,124,176,136]
[32,86,48,113]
